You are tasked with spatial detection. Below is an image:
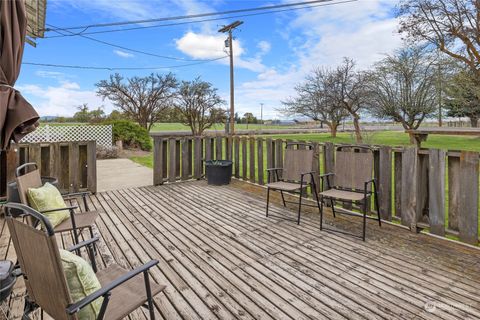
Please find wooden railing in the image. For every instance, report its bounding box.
[0,141,97,197]
[152,135,479,245]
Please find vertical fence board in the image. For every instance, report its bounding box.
[257,139,264,185]
[249,137,256,183]
[181,139,189,181]
[29,144,41,170]
[59,145,69,191]
[394,151,402,219]
[168,138,176,183]
[234,137,240,178]
[227,136,233,161]
[379,146,392,221]
[428,149,446,236]
[323,142,335,187]
[448,155,460,231]
[401,147,417,230]
[275,139,283,179]
[266,138,273,171]
[79,145,88,189]
[6,147,18,185]
[242,137,247,180]
[194,137,202,179]
[458,151,479,245]
[86,141,97,193]
[216,136,223,160]
[153,138,164,185]
[205,138,212,161]
[312,142,321,200]
[417,153,429,223]
[69,142,79,193]
[187,139,193,178]
[175,140,181,178]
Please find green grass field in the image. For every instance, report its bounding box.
[131,131,480,169]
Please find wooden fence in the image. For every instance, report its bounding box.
[0,141,97,198]
[152,135,480,245]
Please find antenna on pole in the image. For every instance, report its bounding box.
[218,20,243,135]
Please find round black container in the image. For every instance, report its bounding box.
[7,177,59,217]
[205,160,232,185]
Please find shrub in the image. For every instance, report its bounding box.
[105,120,152,151]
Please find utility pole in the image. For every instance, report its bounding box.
[219,20,243,135]
[260,103,264,128]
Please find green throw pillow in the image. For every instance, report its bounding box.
[60,249,103,319]
[27,182,70,228]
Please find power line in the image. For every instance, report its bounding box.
[43,0,356,38]
[22,59,227,70]
[44,0,340,32]
[46,23,226,62]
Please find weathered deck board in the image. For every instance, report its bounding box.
[1,180,480,319]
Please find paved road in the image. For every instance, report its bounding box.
[97,158,152,192]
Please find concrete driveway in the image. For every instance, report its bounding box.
[97,158,152,192]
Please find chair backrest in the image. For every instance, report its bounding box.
[282,143,314,183]
[4,203,74,320]
[15,163,42,206]
[334,146,374,191]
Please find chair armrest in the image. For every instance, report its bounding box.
[40,206,78,214]
[364,178,376,193]
[62,191,90,198]
[66,260,160,316]
[67,236,99,253]
[319,173,334,179]
[301,171,316,175]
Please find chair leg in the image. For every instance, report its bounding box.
[330,199,336,218]
[266,187,270,217]
[320,197,324,230]
[362,199,367,241]
[297,187,303,225]
[144,271,156,320]
[279,190,286,207]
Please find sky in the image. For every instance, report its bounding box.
[17,0,403,120]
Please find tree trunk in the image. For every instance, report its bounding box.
[329,122,338,138]
[352,115,363,143]
[470,116,478,127]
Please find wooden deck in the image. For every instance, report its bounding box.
[1,180,480,319]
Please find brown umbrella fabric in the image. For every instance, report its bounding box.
[0,0,39,150]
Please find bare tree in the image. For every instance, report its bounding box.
[281,68,349,137]
[96,73,177,131]
[329,58,367,143]
[175,78,226,136]
[398,0,480,80]
[365,47,438,135]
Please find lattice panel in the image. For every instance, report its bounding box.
[20,125,113,147]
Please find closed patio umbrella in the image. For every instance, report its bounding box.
[0,0,39,150]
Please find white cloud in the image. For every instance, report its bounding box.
[257,41,271,55]
[175,31,269,72]
[113,50,135,58]
[18,81,113,117]
[176,32,230,59]
[35,71,66,80]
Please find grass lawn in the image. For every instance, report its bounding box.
[131,131,480,169]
